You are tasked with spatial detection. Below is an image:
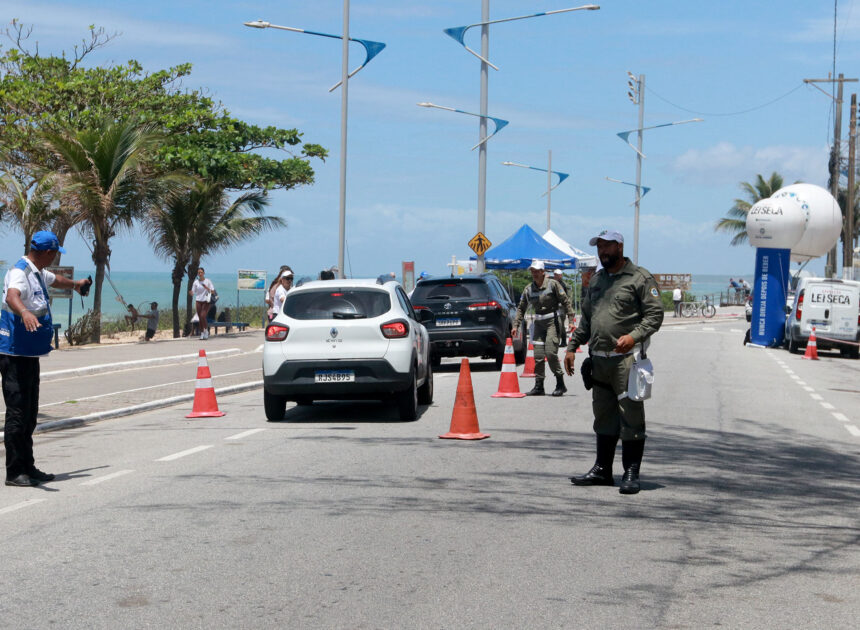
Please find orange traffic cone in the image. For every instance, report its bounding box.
[803,327,819,360]
[521,341,538,378]
[186,350,226,417]
[439,359,489,440]
[492,337,527,398]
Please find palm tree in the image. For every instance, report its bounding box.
[146,180,284,336]
[43,120,172,342]
[715,172,785,246]
[0,172,59,253]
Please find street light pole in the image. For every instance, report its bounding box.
[634,73,644,265]
[477,0,490,272]
[337,0,350,279]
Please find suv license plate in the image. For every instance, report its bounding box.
[436,318,461,327]
[315,370,355,383]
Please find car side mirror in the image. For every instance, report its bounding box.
[784,305,792,314]
[415,308,434,324]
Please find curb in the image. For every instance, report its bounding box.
[41,348,243,382]
[31,381,263,436]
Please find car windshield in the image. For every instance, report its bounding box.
[412,280,489,301]
[284,289,391,320]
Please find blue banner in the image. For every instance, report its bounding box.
[750,247,791,346]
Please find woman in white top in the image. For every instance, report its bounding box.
[189,267,215,339]
[271,270,293,318]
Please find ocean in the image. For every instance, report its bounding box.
[26,270,749,326]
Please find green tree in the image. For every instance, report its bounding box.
[146,181,283,337]
[0,172,58,253]
[714,172,785,246]
[43,120,177,343]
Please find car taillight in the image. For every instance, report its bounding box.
[381,320,409,338]
[468,300,502,311]
[266,324,289,341]
[413,305,429,311]
[795,291,804,321]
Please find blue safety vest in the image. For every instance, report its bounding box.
[0,258,54,357]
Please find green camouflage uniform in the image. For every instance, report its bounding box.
[513,277,575,379]
[567,259,663,441]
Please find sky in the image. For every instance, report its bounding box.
[1,0,858,279]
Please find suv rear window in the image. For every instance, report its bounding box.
[284,289,391,320]
[412,280,490,301]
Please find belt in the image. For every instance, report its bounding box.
[590,344,640,358]
[533,312,555,321]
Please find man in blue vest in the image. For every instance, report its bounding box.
[1,231,90,487]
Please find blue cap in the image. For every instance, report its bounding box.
[30,231,66,253]
[588,230,624,246]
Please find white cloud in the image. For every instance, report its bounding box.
[672,142,830,187]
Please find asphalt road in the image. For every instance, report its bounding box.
[1,318,858,629]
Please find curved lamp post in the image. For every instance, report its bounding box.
[444,2,599,271]
[244,12,386,279]
[417,102,509,150]
[618,71,703,263]
[502,151,569,230]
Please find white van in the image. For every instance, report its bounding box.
[785,277,860,358]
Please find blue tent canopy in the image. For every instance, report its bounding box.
[472,224,577,269]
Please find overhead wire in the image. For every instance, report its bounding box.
[644,82,807,117]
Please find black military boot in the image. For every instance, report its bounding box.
[525,379,545,396]
[570,434,618,486]
[551,374,567,397]
[619,439,645,494]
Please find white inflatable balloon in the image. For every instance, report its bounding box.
[770,184,842,262]
[746,196,807,250]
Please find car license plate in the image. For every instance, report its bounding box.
[436,318,461,327]
[315,370,355,383]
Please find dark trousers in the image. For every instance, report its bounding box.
[0,354,40,478]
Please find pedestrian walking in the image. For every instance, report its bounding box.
[271,269,294,318]
[189,267,215,339]
[144,302,159,341]
[564,229,664,494]
[1,231,91,487]
[672,286,683,317]
[512,260,576,397]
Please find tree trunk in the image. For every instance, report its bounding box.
[171,261,184,338]
[90,257,106,344]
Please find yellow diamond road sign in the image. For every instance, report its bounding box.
[468,232,492,256]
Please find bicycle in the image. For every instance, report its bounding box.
[681,297,716,318]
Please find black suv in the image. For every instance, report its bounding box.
[410,274,526,368]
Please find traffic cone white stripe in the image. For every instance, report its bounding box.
[502,363,517,373]
[196,378,213,389]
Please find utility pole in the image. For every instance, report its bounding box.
[804,73,857,277]
[846,93,857,274]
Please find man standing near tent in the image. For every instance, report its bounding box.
[512,260,575,397]
[563,230,663,494]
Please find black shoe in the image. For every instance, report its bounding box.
[619,464,641,494]
[28,468,55,482]
[525,381,545,396]
[5,474,39,487]
[570,464,614,486]
[551,375,567,397]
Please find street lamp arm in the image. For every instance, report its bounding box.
[502,161,569,189]
[444,4,600,70]
[605,176,651,205]
[417,103,509,149]
[616,118,704,157]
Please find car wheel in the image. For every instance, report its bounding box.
[264,389,287,421]
[418,361,434,405]
[396,368,418,421]
[743,329,750,346]
[494,348,505,370]
[431,353,442,368]
[788,337,799,354]
[850,346,860,360]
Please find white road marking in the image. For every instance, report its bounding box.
[0,498,46,515]
[790,375,801,380]
[810,393,823,400]
[225,428,266,441]
[846,425,860,437]
[80,469,135,486]
[796,381,807,386]
[157,445,214,462]
[730,328,744,333]
[832,412,850,423]
[784,369,795,375]
[820,402,835,410]
[803,386,815,392]
[255,344,264,352]
[702,327,715,331]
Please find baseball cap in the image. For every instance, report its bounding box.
[553,269,564,276]
[281,269,294,278]
[588,229,624,246]
[30,230,66,253]
[528,260,545,270]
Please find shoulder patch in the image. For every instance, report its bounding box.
[650,287,659,298]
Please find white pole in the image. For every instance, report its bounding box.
[337,0,350,278]
[634,74,644,264]
[546,149,552,231]
[477,0,490,272]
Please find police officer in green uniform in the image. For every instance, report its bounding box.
[563,230,663,494]
[512,260,576,397]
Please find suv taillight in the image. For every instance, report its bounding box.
[381,319,409,338]
[468,300,502,311]
[266,324,289,341]
[795,291,804,321]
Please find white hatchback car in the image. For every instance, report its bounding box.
[263,279,434,421]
